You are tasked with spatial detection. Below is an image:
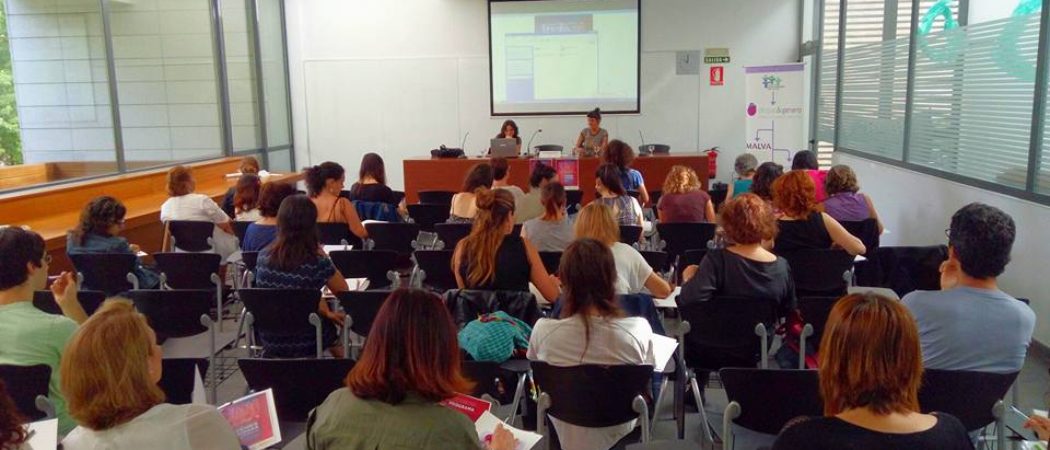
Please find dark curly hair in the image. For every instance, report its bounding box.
[0,228,45,290]
[233,174,262,214]
[772,170,817,217]
[69,196,127,246]
[603,139,636,169]
[0,380,27,449]
[529,163,557,188]
[304,161,345,197]
[949,203,1015,279]
[751,162,784,200]
[825,165,860,196]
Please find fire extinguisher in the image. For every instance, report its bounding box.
[703,147,719,179]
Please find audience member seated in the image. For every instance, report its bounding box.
[307,288,516,450]
[528,238,655,450]
[0,227,86,435]
[522,182,574,252]
[791,150,828,202]
[575,203,672,298]
[657,165,715,223]
[449,163,494,224]
[903,203,1034,373]
[242,182,296,252]
[750,161,784,204]
[305,161,368,239]
[254,195,348,358]
[593,164,643,227]
[679,193,795,314]
[452,189,559,303]
[516,163,557,223]
[67,196,161,289]
[60,300,241,450]
[772,170,865,255]
[232,173,262,222]
[160,165,240,260]
[772,293,973,450]
[726,153,758,200]
[604,140,649,206]
[491,157,526,210]
[221,156,260,217]
[823,164,883,232]
[0,380,28,448]
[349,153,404,213]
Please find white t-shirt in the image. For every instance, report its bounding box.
[235,208,262,222]
[160,194,239,259]
[62,403,242,450]
[610,242,654,295]
[528,315,655,450]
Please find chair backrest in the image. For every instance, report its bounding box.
[538,251,562,275]
[238,288,323,335]
[649,190,663,207]
[655,222,717,263]
[444,289,541,328]
[242,251,260,272]
[167,220,215,252]
[918,369,1019,431]
[620,225,643,244]
[797,296,841,344]
[679,295,778,370]
[354,200,401,222]
[124,289,213,338]
[778,249,854,297]
[639,251,670,274]
[839,219,880,255]
[435,223,473,249]
[69,253,137,296]
[565,190,584,212]
[154,252,222,289]
[413,250,458,292]
[418,190,456,205]
[365,222,421,254]
[33,289,106,316]
[0,364,51,422]
[231,221,253,245]
[316,222,363,248]
[158,358,209,405]
[238,358,356,422]
[720,368,823,434]
[531,362,653,427]
[334,290,393,337]
[407,203,451,232]
[677,249,709,283]
[709,186,729,210]
[876,245,948,297]
[328,250,398,289]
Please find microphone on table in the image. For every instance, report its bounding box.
[525,129,542,156]
[460,131,470,151]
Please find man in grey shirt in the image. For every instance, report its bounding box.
[903,203,1035,374]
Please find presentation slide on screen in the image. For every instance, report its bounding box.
[490,0,640,115]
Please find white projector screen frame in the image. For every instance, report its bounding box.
[488,0,641,116]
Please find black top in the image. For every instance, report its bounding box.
[776,211,832,253]
[458,234,531,292]
[221,187,237,218]
[772,414,973,450]
[678,249,796,313]
[349,182,399,205]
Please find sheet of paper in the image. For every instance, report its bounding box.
[440,393,492,422]
[218,389,282,450]
[653,286,680,309]
[22,418,57,450]
[346,278,369,291]
[651,334,679,373]
[475,411,542,450]
[136,250,149,257]
[322,244,353,254]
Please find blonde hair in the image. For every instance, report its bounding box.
[662,165,701,195]
[61,299,164,431]
[573,202,619,246]
[458,188,515,287]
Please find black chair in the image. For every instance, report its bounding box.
[777,249,854,297]
[153,252,226,328]
[638,144,670,155]
[797,296,840,348]
[655,222,717,265]
[533,362,653,446]
[435,223,472,249]
[33,289,105,316]
[412,250,457,292]
[866,245,948,297]
[444,289,542,328]
[918,369,1019,433]
[392,190,406,205]
[720,368,822,448]
[649,190,663,207]
[407,203,451,232]
[418,190,456,205]
[709,186,728,211]
[317,222,363,248]
[639,251,670,274]
[329,250,399,290]
[620,225,643,245]
[626,441,695,450]
[462,360,521,407]
[335,290,393,354]
[0,364,53,422]
[69,253,139,296]
[167,220,215,252]
[676,249,709,283]
[365,222,421,255]
[158,358,209,405]
[538,251,562,275]
[240,357,356,438]
[231,220,254,247]
[566,190,584,214]
[840,218,880,256]
[239,288,326,358]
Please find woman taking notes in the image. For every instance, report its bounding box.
[574,108,608,157]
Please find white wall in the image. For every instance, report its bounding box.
[284,0,801,190]
[838,152,1050,344]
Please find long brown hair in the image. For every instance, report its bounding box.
[457,188,515,287]
[357,153,387,186]
[268,195,321,271]
[819,293,923,416]
[559,238,623,356]
[61,300,165,430]
[69,196,127,246]
[461,163,494,193]
[346,289,472,404]
[0,381,26,449]
[541,182,567,219]
[233,173,262,214]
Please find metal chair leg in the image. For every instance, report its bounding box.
[507,372,527,424]
[689,370,715,446]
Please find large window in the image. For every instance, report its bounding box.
[813,0,1050,203]
[0,0,293,193]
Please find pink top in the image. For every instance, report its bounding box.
[807,170,828,202]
